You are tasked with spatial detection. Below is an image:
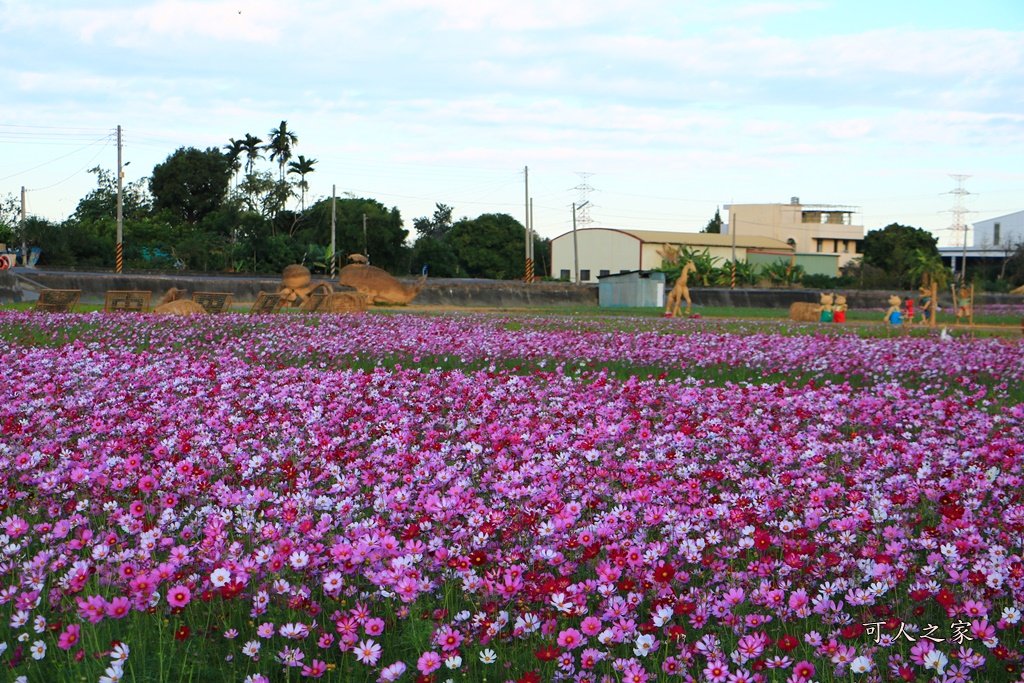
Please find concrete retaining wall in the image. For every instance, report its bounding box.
[4,269,601,308]
[4,268,1020,310]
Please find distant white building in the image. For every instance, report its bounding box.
[549,228,793,282]
[939,209,1024,276]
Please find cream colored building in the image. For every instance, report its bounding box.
[550,228,792,282]
[726,198,864,269]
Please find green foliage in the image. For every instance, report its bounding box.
[701,208,723,234]
[233,171,293,220]
[761,258,805,286]
[861,223,940,289]
[286,155,317,210]
[657,246,721,286]
[299,197,409,273]
[907,247,951,289]
[21,217,75,266]
[800,272,860,290]
[413,203,454,240]
[713,259,759,286]
[411,234,460,277]
[150,147,233,225]
[447,213,528,279]
[266,120,298,181]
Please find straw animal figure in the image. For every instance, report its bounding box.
[819,292,835,323]
[324,291,369,313]
[664,262,697,317]
[917,286,934,324]
[954,286,972,323]
[833,294,848,323]
[884,295,903,326]
[347,253,369,265]
[338,264,426,305]
[153,288,206,316]
[277,264,333,307]
[788,298,822,322]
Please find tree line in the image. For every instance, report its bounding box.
[0,121,548,280]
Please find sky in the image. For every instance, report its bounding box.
[1,0,1022,248]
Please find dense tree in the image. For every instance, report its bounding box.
[410,235,460,277]
[287,155,317,211]
[150,147,233,226]
[21,217,74,266]
[266,121,298,181]
[0,192,20,245]
[297,197,409,274]
[701,208,723,234]
[861,223,940,289]
[413,203,454,240]
[234,171,293,222]
[447,213,531,279]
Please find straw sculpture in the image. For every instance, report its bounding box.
[153,289,206,315]
[324,291,369,313]
[338,264,426,305]
[277,264,333,307]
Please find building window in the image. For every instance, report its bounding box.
[580,269,591,281]
[843,240,849,253]
[833,240,839,253]
[994,223,1001,245]
[599,269,610,277]
[816,239,822,253]
[560,269,570,280]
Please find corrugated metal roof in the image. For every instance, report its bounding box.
[553,227,793,250]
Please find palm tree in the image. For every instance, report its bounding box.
[223,138,245,184]
[908,248,950,289]
[266,120,298,181]
[287,155,317,211]
[241,134,263,175]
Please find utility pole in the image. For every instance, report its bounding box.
[729,205,737,289]
[362,213,368,262]
[20,186,26,266]
[524,166,530,280]
[572,200,589,285]
[116,125,123,274]
[330,185,337,279]
[528,198,535,282]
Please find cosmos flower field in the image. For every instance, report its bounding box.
[1,311,1023,683]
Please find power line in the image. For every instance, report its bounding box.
[0,133,114,182]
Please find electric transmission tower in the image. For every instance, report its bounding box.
[573,172,594,227]
[945,174,972,282]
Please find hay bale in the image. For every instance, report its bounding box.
[153,299,207,316]
[324,291,368,313]
[789,301,821,322]
[282,264,311,290]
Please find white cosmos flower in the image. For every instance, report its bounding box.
[478,648,497,664]
[850,655,872,673]
[210,567,232,587]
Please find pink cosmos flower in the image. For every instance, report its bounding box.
[557,628,584,650]
[378,661,407,682]
[57,624,80,650]
[364,617,385,636]
[105,596,131,619]
[417,651,442,674]
[580,616,603,636]
[301,659,328,678]
[166,584,191,608]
